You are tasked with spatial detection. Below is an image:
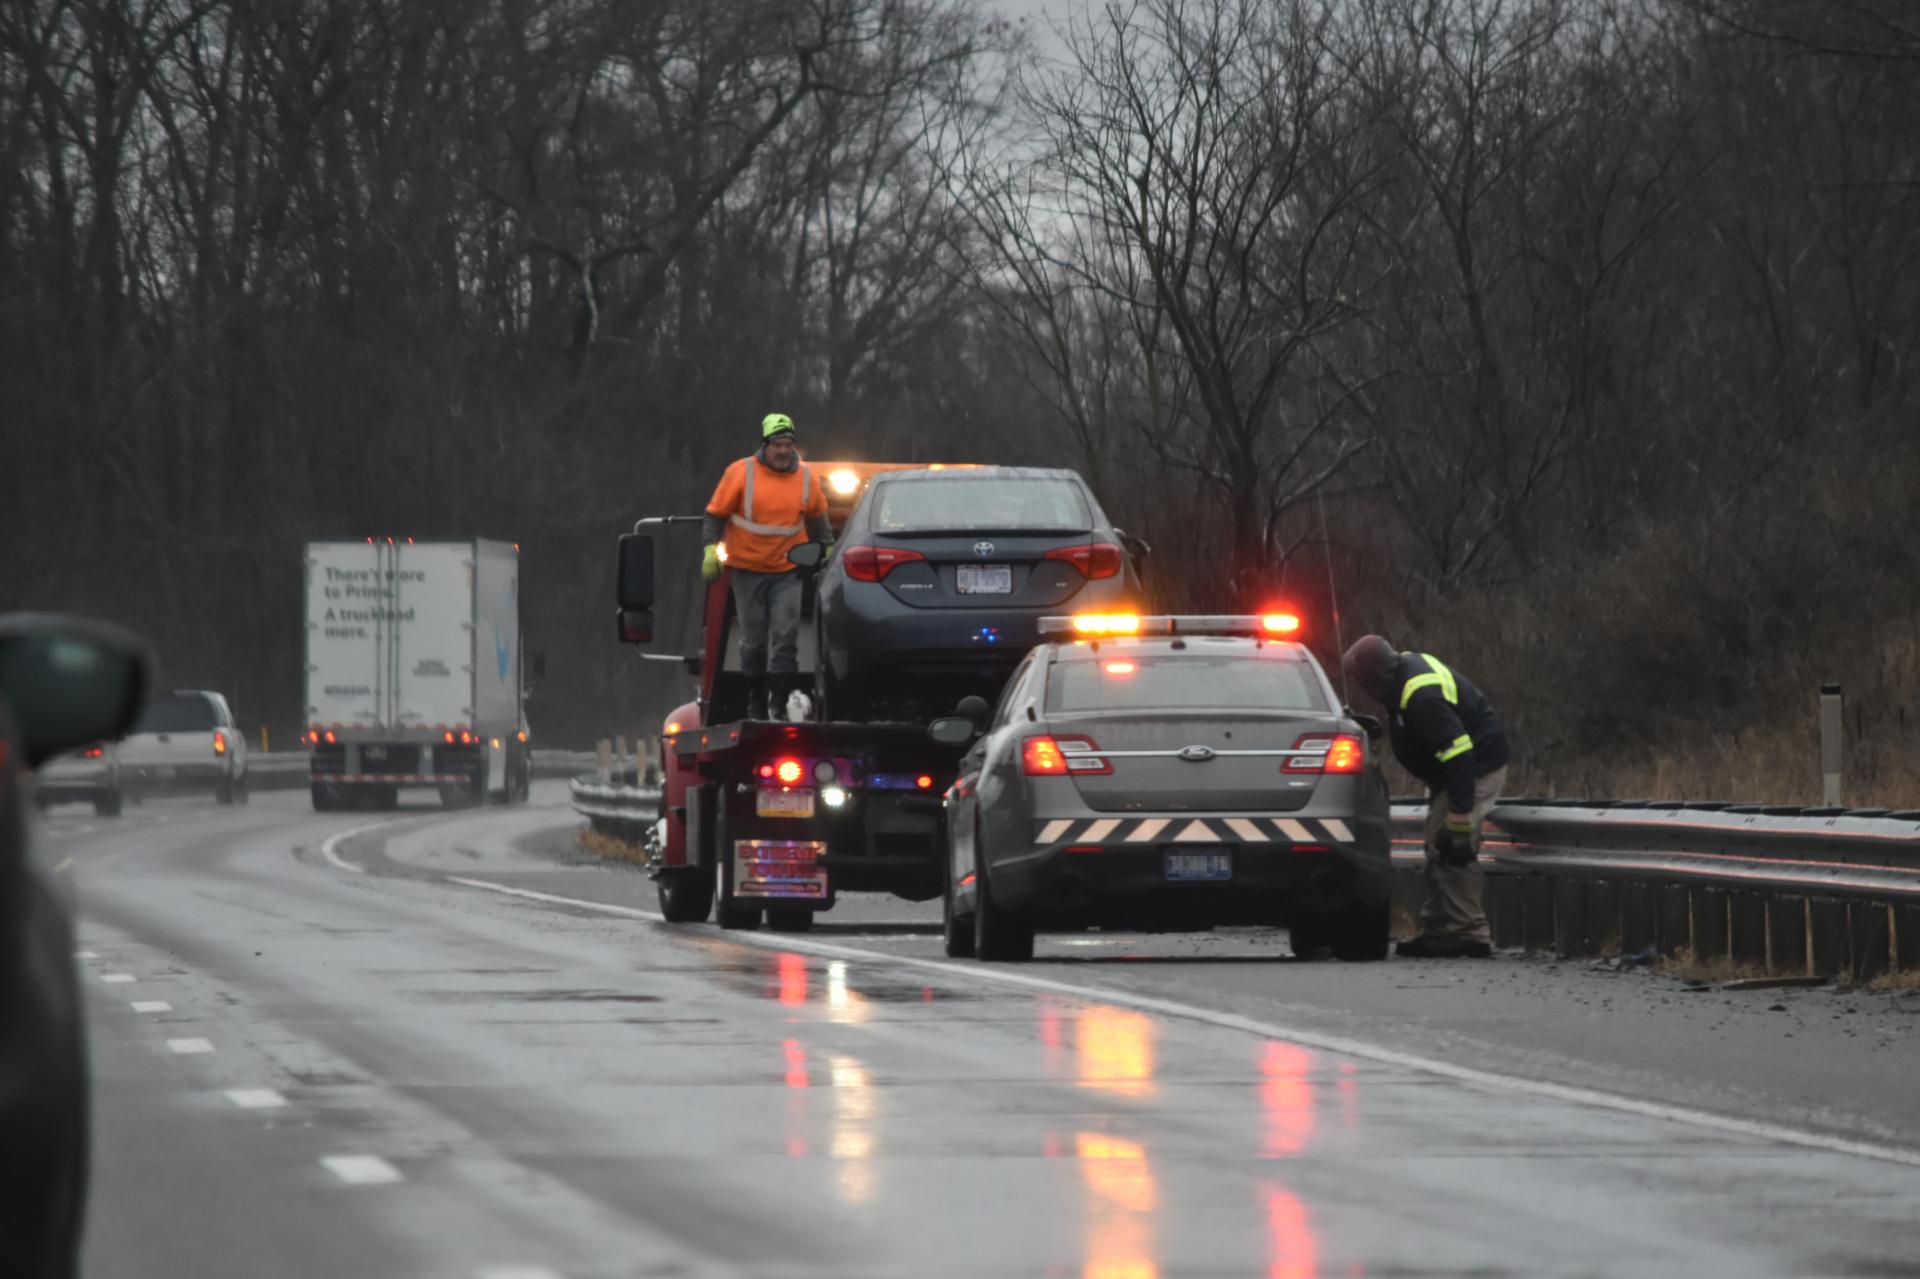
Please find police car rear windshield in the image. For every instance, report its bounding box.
[874,477,1091,534]
[133,693,217,733]
[1046,655,1329,713]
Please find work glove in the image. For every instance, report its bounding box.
[701,544,723,583]
[1434,813,1476,867]
[820,543,835,563]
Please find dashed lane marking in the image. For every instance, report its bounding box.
[224,1089,288,1109]
[322,1155,403,1186]
[131,1001,172,1013]
[100,973,136,984]
[478,1268,564,1279]
[167,1038,215,1055]
[445,873,1920,1172]
[75,950,100,960]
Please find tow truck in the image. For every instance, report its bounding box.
[614,462,971,931]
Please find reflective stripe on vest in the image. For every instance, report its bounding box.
[1399,653,1458,709]
[731,456,812,538]
[1436,733,1474,763]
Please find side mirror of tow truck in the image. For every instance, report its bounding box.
[928,694,991,746]
[616,533,655,645]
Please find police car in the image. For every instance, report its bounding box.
[931,614,1392,962]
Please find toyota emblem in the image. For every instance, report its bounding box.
[1177,745,1217,762]
[973,541,996,559]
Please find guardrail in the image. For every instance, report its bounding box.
[569,776,663,849]
[1391,801,1920,981]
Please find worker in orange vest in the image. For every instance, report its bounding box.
[700,413,833,720]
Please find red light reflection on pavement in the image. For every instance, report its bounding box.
[777,952,808,1007]
[1266,1187,1319,1279]
[1260,1043,1316,1157]
[783,1038,809,1089]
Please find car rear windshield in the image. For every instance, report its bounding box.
[1046,655,1329,713]
[872,477,1092,534]
[133,694,218,732]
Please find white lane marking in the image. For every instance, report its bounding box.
[1125,818,1169,843]
[478,1268,563,1279]
[319,816,412,876]
[168,1038,215,1055]
[131,1001,172,1013]
[1225,818,1265,842]
[75,950,100,960]
[1276,819,1313,842]
[447,873,1920,1171]
[322,1155,403,1185]
[100,973,136,984]
[1082,818,1121,843]
[1173,819,1216,843]
[1036,819,1073,844]
[224,1089,287,1109]
[1321,818,1354,843]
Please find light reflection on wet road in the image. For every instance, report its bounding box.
[56,790,1920,1278]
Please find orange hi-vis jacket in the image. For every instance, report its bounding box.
[705,453,829,574]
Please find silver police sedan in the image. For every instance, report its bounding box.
[932,614,1392,962]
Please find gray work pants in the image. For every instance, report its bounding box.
[731,568,803,677]
[1419,765,1508,943]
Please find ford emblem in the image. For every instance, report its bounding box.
[973,541,996,558]
[1177,745,1216,763]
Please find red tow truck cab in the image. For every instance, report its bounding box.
[618,462,971,932]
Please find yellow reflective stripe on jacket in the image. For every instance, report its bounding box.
[1399,654,1458,709]
[1436,733,1474,763]
[733,457,812,537]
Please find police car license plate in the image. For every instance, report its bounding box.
[957,564,1012,594]
[757,788,815,819]
[1165,849,1232,881]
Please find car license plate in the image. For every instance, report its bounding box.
[1165,849,1232,881]
[757,788,816,819]
[957,564,1013,594]
[733,839,829,899]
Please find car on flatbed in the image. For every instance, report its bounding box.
[812,466,1146,721]
[933,613,1392,962]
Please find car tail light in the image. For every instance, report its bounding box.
[1283,734,1364,774]
[1044,542,1124,579]
[841,544,926,582]
[1024,735,1111,776]
[213,731,228,756]
[82,745,104,759]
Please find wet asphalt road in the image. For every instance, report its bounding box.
[44,783,1920,1278]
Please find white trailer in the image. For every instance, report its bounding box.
[304,539,528,810]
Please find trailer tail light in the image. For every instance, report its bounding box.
[1023,735,1111,776]
[213,731,228,757]
[1284,734,1364,773]
[916,774,934,790]
[758,757,805,786]
[324,730,337,745]
[1044,542,1124,579]
[841,545,925,582]
[444,731,455,743]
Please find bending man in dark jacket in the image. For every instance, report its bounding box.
[1342,636,1511,959]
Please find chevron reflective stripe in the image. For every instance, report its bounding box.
[1032,817,1357,846]
[1435,733,1474,763]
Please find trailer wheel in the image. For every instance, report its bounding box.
[657,870,713,924]
[765,906,814,933]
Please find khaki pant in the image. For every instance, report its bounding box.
[1420,766,1507,943]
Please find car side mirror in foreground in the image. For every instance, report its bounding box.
[928,717,977,746]
[787,542,825,569]
[0,614,150,769]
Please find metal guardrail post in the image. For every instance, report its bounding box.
[1819,683,1843,807]
[596,738,612,784]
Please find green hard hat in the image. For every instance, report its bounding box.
[761,412,796,439]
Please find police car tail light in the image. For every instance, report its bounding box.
[1023,735,1110,776]
[842,544,925,582]
[1284,733,1363,773]
[1044,543,1124,579]
[1324,735,1364,772]
[1023,736,1068,775]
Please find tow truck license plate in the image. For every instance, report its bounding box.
[757,788,816,819]
[1165,849,1232,881]
[957,564,1012,594]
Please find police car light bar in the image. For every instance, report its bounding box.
[1039,613,1303,638]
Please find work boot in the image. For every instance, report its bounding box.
[746,676,770,721]
[1396,934,1492,959]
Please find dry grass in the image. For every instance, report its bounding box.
[1866,969,1920,992]
[1656,947,1767,984]
[577,826,650,865]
